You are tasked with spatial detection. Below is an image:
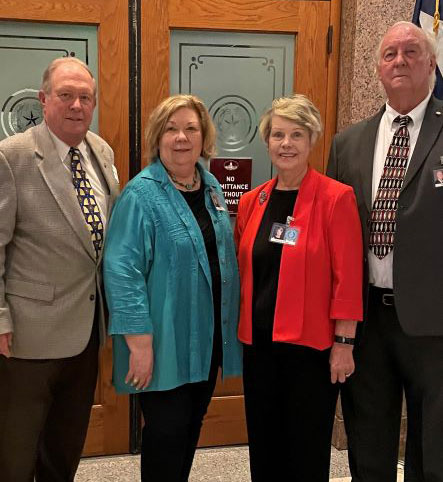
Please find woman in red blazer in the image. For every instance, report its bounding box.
[235,94,363,482]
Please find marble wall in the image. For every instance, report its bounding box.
[337,0,416,131]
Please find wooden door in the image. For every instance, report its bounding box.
[142,0,342,446]
[0,0,130,455]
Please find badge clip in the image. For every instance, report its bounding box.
[210,188,226,211]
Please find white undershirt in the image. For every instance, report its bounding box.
[48,127,108,228]
[369,92,431,288]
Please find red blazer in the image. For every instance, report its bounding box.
[234,168,363,350]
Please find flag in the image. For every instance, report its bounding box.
[413,0,443,99]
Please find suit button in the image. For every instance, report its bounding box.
[89,294,95,301]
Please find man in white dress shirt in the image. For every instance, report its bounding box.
[327,21,443,482]
[0,57,119,481]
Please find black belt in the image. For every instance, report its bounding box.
[369,285,395,307]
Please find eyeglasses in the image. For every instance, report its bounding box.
[56,91,95,106]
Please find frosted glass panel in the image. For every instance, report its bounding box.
[170,30,295,188]
[0,21,98,141]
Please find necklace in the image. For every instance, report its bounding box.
[167,167,199,190]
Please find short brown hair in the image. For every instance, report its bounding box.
[259,94,323,145]
[145,94,216,163]
[41,57,96,95]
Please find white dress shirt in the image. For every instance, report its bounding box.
[48,127,109,229]
[369,92,431,288]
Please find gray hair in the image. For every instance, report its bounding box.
[41,57,96,95]
[375,21,437,89]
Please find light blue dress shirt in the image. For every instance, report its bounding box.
[103,159,242,393]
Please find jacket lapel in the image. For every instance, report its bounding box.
[360,108,385,213]
[146,161,213,287]
[274,168,319,340]
[402,96,443,191]
[34,123,96,261]
[86,132,120,208]
[243,177,278,245]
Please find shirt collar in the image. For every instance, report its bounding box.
[385,91,432,128]
[47,126,88,163]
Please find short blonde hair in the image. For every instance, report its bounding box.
[145,94,216,163]
[41,57,96,95]
[259,94,323,145]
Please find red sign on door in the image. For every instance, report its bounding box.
[209,158,252,215]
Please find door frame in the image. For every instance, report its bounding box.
[0,0,130,455]
[140,0,342,447]
[142,0,342,173]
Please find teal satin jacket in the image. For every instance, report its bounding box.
[103,160,242,393]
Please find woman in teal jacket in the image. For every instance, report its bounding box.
[103,95,241,482]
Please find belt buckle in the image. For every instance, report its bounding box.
[382,293,395,306]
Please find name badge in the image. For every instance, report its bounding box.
[269,222,300,246]
[210,189,226,211]
[433,168,443,188]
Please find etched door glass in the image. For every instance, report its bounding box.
[0,21,98,141]
[170,30,294,188]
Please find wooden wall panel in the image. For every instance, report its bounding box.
[141,0,342,447]
[0,0,101,23]
[197,396,247,447]
[0,0,130,455]
[143,0,339,174]
[98,0,130,186]
[142,0,169,165]
[169,0,305,31]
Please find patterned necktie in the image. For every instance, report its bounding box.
[69,147,104,258]
[369,115,411,259]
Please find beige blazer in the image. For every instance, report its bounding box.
[0,122,120,359]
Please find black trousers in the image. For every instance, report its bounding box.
[342,286,443,482]
[243,342,339,482]
[138,348,220,482]
[0,325,99,482]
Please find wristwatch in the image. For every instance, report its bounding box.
[334,335,355,345]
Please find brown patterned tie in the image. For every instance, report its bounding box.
[369,115,411,259]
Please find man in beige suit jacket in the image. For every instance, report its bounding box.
[0,57,120,481]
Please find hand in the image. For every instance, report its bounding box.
[0,332,12,358]
[329,342,355,384]
[124,334,153,390]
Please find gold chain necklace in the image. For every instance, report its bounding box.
[166,167,199,190]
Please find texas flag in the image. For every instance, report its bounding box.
[413,0,443,99]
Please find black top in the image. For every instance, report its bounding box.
[180,182,222,364]
[252,188,298,345]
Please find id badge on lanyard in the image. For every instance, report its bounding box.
[269,216,300,246]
